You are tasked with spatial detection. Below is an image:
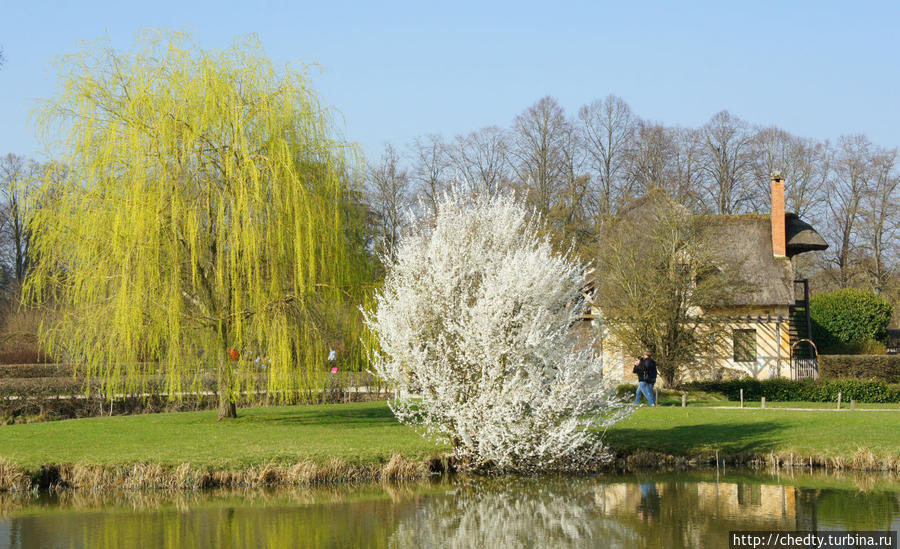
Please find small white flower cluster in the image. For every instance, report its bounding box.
[365,189,632,471]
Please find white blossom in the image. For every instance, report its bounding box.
[364,189,632,471]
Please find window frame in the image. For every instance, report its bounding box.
[732,328,757,363]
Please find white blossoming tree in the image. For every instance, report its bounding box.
[365,190,632,471]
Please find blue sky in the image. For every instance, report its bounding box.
[1,0,898,161]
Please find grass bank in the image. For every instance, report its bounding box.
[0,401,441,468]
[0,401,446,491]
[603,406,900,471]
[0,401,898,491]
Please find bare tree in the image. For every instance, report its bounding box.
[625,120,676,199]
[448,126,510,198]
[410,134,449,221]
[823,135,873,288]
[0,154,40,285]
[859,148,900,294]
[551,115,594,254]
[751,127,828,218]
[510,96,569,215]
[366,144,411,262]
[578,95,634,216]
[667,127,704,209]
[700,111,755,214]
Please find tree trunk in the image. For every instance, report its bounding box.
[217,398,237,420]
[661,366,676,388]
[217,357,238,419]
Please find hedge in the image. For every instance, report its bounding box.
[681,378,900,403]
[0,364,70,379]
[0,363,167,378]
[818,355,900,384]
[810,289,892,350]
[0,349,56,365]
[0,370,389,421]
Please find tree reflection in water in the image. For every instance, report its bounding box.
[0,473,897,549]
[388,477,638,549]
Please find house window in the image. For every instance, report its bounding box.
[733,329,757,362]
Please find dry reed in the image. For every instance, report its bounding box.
[2,447,898,492]
[0,454,437,492]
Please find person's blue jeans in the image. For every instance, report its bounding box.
[635,381,655,406]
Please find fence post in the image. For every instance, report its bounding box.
[740,388,744,408]
[761,396,766,409]
[837,391,842,410]
[850,399,856,410]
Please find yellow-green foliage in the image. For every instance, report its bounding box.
[26,31,371,404]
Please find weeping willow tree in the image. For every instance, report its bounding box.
[25,31,371,418]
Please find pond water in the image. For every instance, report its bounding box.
[1,471,898,548]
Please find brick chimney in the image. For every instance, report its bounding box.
[771,171,786,257]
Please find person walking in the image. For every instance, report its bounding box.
[633,350,657,406]
[328,347,338,372]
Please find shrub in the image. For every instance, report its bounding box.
[365,190,632,471]
[810,289,892,351]
[682,379,900,403]
[821,339,887,356]
[819,355,900,383]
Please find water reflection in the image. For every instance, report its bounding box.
[388,477,636,548]
[1,472,897,549]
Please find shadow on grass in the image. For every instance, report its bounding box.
[242,403,399,426]
[604,421,785,455]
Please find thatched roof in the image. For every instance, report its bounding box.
[612,191,828,308]
[701,215,795,306]
[786,213,829,257]
[617,188,688,219]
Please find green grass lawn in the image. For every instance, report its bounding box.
[685,400,900,409]
[648,391,900,409]
[0,401,445,469]
[603,406,900,459]
[0,401,897,471]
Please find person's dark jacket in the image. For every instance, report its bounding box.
[633,357,658,384]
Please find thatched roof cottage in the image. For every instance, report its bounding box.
[587,175,827,382]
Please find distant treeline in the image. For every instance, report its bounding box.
[2,95,899,335]
[363,95,899,320]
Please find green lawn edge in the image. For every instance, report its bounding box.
[602,406,900,462]
[0,401,898,491]
[0,401,446,469]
